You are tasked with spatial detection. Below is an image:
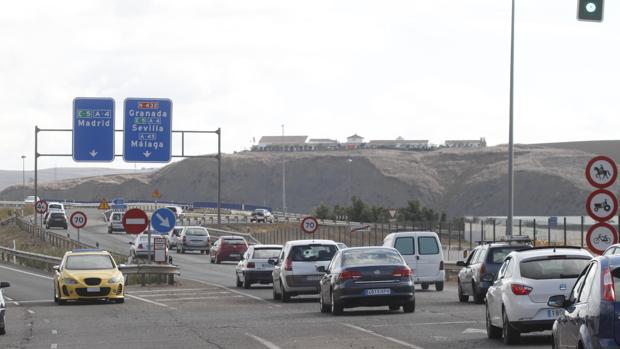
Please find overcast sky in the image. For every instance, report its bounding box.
[1,0,618,171]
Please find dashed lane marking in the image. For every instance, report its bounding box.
[371,321,477,327]
[51,344,58,349]
[183,277,282,307]
[127,288,219,294]
[154,295,244,302]
[136,291,230,298]
[245,333,282,349]
[52,330,58,335]
[125,294,169,308]
[343,323,425,349]
[27,309,35,315]
[462,328,487,334]
[0,265,53,280]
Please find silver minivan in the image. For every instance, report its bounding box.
[383,231,445,291]
[176,226,210,254]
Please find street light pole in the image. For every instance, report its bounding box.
[21,155,26,201]
[281,124,287,216]
[507,0,516,236]
[347,158,352,203]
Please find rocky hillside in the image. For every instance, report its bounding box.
[0,145,608,218]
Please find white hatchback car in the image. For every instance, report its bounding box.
[235,244,282,289]
[485,247,592,344]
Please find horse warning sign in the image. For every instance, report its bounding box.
[586,155,617,188]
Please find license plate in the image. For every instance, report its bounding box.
[261,264,271,268]
[365,288,391,296]
[546,308,564,318]
[307,275,322,281]
[86,287,100,293]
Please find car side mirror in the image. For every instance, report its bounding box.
[316,266,326,273]
[0,281,10,288]
[52,265,60,272]
[118,264,127,269]
[456,261,466,267]
[547,295,566,308]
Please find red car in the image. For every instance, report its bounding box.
[209,236,248,264]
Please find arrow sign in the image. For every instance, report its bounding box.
[151,208,176,233]
[89,150,98,157]
[144,151,151,158]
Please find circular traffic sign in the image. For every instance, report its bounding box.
[151,208,176,233]
[586,156,618,188]
[586,189,618,222]
[70,211,88,229]
[586,222,618,255]
[122,208,149,234]
[34,200,48,214]
[301,216,319,234]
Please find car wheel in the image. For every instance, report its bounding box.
[280,281,291,302]
[114,298,125,304]
[242,275,251,289]
[473,283,485,304]
[421,283,429,290]
[319,293,330,313]
[389,305,400,311]
[458,282,469,303]
[502,309,520,344]
[330,290,343,315]
[236,274,242,288]
[272,282,281,300]
[403,300,415,313]
[486,303,501,339]
[435,281,444,291]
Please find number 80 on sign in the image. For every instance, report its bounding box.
[70,211,88,229]
[301,216,319,234]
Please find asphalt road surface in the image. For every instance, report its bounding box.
[0,208,552,349]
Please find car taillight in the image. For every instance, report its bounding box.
[393,267,412,278]
[247,262,255,269]
[603,267,616,302]
[284,256,293,271]
[339,270,362,281]
[511,283,533,296]
[439,261,444,271]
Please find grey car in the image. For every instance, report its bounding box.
[176,226,210,254]
[0,281,10,335]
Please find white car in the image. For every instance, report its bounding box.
[44,202,66,223]
[107,211,125,234]
[272,240,339,302]
[165,206,183,219]
[485,247,592,344]
[235,244,282,289]
[167,227,184,248]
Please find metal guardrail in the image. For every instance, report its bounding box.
[207,227,261,245]
[16,217,95,250]
[119,263,180,285]
[0,245,62,270]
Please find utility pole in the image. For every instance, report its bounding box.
[282,124,287,216]
[21,155,26,201]
[507,0,516,236]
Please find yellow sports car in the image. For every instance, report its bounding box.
[53,249,125,304]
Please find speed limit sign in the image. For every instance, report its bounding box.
[70,211,88,229]
[301,216,319,234]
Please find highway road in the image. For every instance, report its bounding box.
[0,208,552,349]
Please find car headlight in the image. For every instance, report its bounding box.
[63,278,78,285]
[108,275,123,283]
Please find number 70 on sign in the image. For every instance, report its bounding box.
[301,217,319,234]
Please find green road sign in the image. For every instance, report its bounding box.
[77,109,92,118]
[578,0,603,22]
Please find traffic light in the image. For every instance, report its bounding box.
[578,0,604,22]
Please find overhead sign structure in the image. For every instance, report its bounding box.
[35,200,48,214]
[587,222,618,255]
[301,216,319,234]
[98,199,110,210]
[586,156,617,188]
[586,189,618,222]
[122,208,149,234]
[151,208,176,234]
[72,98,115,162]
[123,98,172,163]
[70,211,88,229]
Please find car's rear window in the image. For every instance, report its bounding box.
[252,248,282,259]
[49,204,62,209]
[520,256,590,280]
[65,255,115,270]
[342,249,404,266]
[394,237,415,255]
[224,239,246,245]
[488,247,527,264]
[418,237,439,255]
[290,244,337,262]
[186,228,208,236]
[51,213,65,218]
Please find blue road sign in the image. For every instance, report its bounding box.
[123,98,172,162]
[548,216,558,227]
[151,208,176,233]
[73,98,115,162]
[112,198,124,206]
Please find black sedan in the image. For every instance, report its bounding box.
[318,247,415,315]
[46,212,68,229]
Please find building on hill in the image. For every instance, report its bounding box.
[254,136,309,151]
[367,138,429,150]
[307,138,339,151]
[444,138,487,148]
[345,134,364,149]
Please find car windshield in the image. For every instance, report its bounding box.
[186,228,208,236]
[342,249,404,266]
[65,255,115,270]
[520,256,590,279]
[224,239,245,245]
[488,247,527,264]
[290,244,337,262]
[252,248,281,259]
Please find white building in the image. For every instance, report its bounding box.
[444,138,487,148]
[255,136,309,151]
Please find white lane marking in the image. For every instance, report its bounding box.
[154,295,243,302]
[12,301,20,306]
[5,296,13,301]
[183,277,281,307]
[27,309,35,314]
[44,319,51,324]
[125,294,168,308]
[128,288,219,294]
[52,329,58,335]
[372,321,477,327]
[51,344,58,349]
[0,265,53,280]
[343,323,425,349]
[12,300,51,304]
[137,291,229,298]
[462,328,486,334]
[245,333,282,349]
